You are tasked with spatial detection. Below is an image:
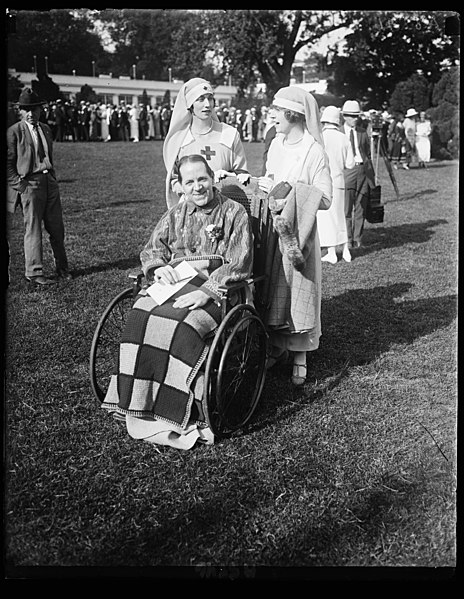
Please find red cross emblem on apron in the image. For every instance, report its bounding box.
[201,146,216,161]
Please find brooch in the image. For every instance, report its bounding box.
[205,224,224,241]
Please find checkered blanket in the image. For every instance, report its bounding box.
[101,276,222,428]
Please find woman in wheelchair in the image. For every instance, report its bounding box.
[101,154,253,449]
[163,77,250,209]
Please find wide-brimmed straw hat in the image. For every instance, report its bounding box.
[16,87,47,108]
[405,108,418,118]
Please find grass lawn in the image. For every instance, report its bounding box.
[4,139,457,578]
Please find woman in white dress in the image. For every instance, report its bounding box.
[415,111,432,168]
[100,104,110,142]
[163,77,250,209]
[148,105,155,140]
[129,104,139,142]
[317,106,355,264]
[258,86,332,386]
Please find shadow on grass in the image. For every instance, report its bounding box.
[73,256,141,277]
[252,282,457,431]
[67,198,153,213]
[385,189,437,203]
[360,219,448,253]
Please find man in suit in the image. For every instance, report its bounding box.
[7,88,71,286]
[341,100,376,249]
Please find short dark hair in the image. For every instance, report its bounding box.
[176,154,215,183]
[271,104,305,125]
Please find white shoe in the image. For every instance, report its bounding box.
[342,248,352,262]
[322,253,337,264]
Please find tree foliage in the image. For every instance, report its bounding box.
[94,10,347,99]
[97,9,180,80]
[327,11,459,107]
[6,9,459,117]
[7,9,107,76]
[7,73,23,103]
[31,74,63,103]
[428,67,459,159]
[389,73,433,114]
[188,10,346,99]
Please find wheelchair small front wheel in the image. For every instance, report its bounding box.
[89,287,134,403]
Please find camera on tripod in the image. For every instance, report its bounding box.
[370,111,383,134]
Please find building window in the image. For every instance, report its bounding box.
[98,93,113,105]
[118,94,133,106]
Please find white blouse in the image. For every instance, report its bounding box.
[265,129,332,202]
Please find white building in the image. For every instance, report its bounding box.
[290,80,328,95]
[8,69,238,106]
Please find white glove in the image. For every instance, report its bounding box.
[258,176,274,193]
[237,173,251,185]
[214,169,235,183]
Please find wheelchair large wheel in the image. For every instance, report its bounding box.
[89,287,134,403]
[203,304,268,437]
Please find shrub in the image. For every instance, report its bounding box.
[428,67,459,159]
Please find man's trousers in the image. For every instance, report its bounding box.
[344,164,369,246]
[19,172,68,277]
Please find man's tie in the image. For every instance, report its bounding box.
[350,128,356,158]
[34,125,46,162]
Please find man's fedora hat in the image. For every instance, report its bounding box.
[16,87,47,108]
[342,100,361,115]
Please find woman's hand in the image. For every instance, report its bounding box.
[153,265,180,285]
[237,173,251,185]
[257,176,274,193]
[214,169,235,183]
[172,289,210,310]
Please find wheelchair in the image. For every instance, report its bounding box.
[89,177,272,438]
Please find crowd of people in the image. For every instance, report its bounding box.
[8,92,432,170]
[362,105,432,170]
[36,99,174,143]
[8,97,276,145]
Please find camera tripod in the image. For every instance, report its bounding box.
[370,130,400,200]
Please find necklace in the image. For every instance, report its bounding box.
[191,122,214,137]
[284,134,304,145]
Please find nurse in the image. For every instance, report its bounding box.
[163,77,250,208]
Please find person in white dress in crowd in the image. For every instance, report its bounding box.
[317,106,355,264]
[148,105,156,140]
[100,103,111,142]
[129,104,140,142]
[415,111,432,168]
[163,77,249,209]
